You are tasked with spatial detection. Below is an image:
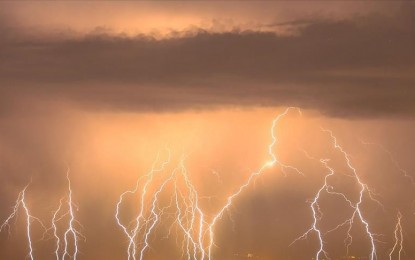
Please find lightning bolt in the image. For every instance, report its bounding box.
[139,156,186,260]
[360,141,411,260]
[46,169,84,260]
[0,181,46,260]
[43,168,84,260]
[115,148,171,260]
[62,169,84,260]
[51,198,64,260]
[292,129,383,260]
[205,107,303,259]
[389,211,404,260]
[173,157,207,260]
[326,129,382,260]
[289,158,332,260]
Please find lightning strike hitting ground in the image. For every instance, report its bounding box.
[289,158,333,260]
[45,169,85,260]
[117,108,407,260]
[205,107,303,260]
[139,157,190,260]
[2,108,411,259]
[62,170,84,260]
[116,107,304,260]
[0,182,46,260]
[51,198,64,260]
[115,148,172,260]
[292,129,384,260]
[327,130,383,260]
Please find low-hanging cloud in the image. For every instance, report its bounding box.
[1,4,415,118]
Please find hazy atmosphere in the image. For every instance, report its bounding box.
[1,2,414,260]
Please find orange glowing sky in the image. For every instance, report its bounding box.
[1,2,415,260]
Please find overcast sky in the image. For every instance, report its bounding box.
[1,2,415,260]
[1,1,414,118]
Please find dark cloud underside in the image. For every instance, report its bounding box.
[1,4,415,118]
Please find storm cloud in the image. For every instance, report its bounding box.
[1,4,415,118]
[2,3,415,259]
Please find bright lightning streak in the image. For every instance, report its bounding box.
[361,141,411,260]
[139,157,185,260]
[292,129,386,260]
[115,148,171,260]
[389,211,404,260]
[205,107,303,260]
[324,129,381,260]
[173,157,206,260]
[45,169,84,260]
[61,169,84,260]
[290,158,333,260]
[51,198,64,260]
[0,181,46,260]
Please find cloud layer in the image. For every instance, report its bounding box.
[1,4,415,118]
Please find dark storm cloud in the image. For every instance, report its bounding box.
[1,4,415,118]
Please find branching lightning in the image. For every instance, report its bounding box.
[1,170,84,260]
[51,198,64,260]
[60,169,85,260]
[2,108,412,259]
[115,148,172,260]
[117,107,409,260]
[389,211,404,260]
[115,107,305,260]
[44,169,85,260]
[205,107,303,259]
[0,181,46,260]
[289,158,333,260]
[292,129,387,260]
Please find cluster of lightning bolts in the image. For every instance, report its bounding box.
[290,129,385,260]
[115,107,305,260]
[292,128,412,259]
[0,169,84,259]
[115,107,412,260]
[1,107,411,259]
